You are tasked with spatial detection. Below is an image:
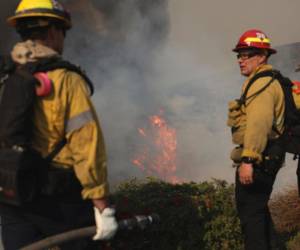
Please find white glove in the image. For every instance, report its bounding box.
[93,207,118,241]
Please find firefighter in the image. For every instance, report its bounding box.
[228,29,286,250]
[0,0,117,249]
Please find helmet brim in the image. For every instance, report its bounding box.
[232,46,277,55]
[7,12,71,29]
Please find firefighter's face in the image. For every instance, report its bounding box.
[237,50,267,76]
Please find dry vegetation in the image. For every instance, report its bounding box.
[270,187,300,233]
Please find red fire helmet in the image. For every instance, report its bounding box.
[233,29,276,54]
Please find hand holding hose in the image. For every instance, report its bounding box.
[20,213,160,250]
[93,207,118,240]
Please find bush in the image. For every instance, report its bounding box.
[109,178,243,250]
[269,186,300,249]
[270,187,300,233]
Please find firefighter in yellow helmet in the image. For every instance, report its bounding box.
[228,29,286,249]
[1,0,117,249]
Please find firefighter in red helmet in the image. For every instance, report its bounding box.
[232,29,277,54]
[228,29,286,249]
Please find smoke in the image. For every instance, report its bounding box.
[0,0,19,54]
[63,0,236,185]
[63,0,171,185]
[1,0,300,189]
[61,0,300,188]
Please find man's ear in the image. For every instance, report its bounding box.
[258,54,268,64]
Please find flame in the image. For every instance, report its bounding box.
[132,110,181,183]
[138,128,147,137]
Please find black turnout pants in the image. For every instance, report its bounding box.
[0,195,98,250]
[235,163,285,250]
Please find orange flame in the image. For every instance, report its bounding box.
[138,128,147,137]
[132,110,181,183]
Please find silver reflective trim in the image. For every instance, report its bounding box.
[66,110,94,133]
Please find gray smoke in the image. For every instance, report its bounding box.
[1,0,300,190]
[63,0,171,185]
[0,1,19,54]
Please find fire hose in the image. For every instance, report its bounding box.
[20,213,160,250]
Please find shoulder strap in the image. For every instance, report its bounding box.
[239,70,277,105]
[0,56,15,74]
[44,137,67,162]
[23,57,94,96]
[0,56,15,101]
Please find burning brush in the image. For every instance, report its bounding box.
[132,109,182,183]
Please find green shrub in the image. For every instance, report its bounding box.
[109,178,243,250]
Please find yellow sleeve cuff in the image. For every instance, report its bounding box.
[242,149,262,162]
[81,183,110,199]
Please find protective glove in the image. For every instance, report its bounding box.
[93,207,118,241]
[228,99,241,112]
[227,100,242,127]
[227,110,242,127]
[230,146,243,163]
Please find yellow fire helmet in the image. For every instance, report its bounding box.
[7,0,71,30]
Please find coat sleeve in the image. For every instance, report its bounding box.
[63,71,110,199]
